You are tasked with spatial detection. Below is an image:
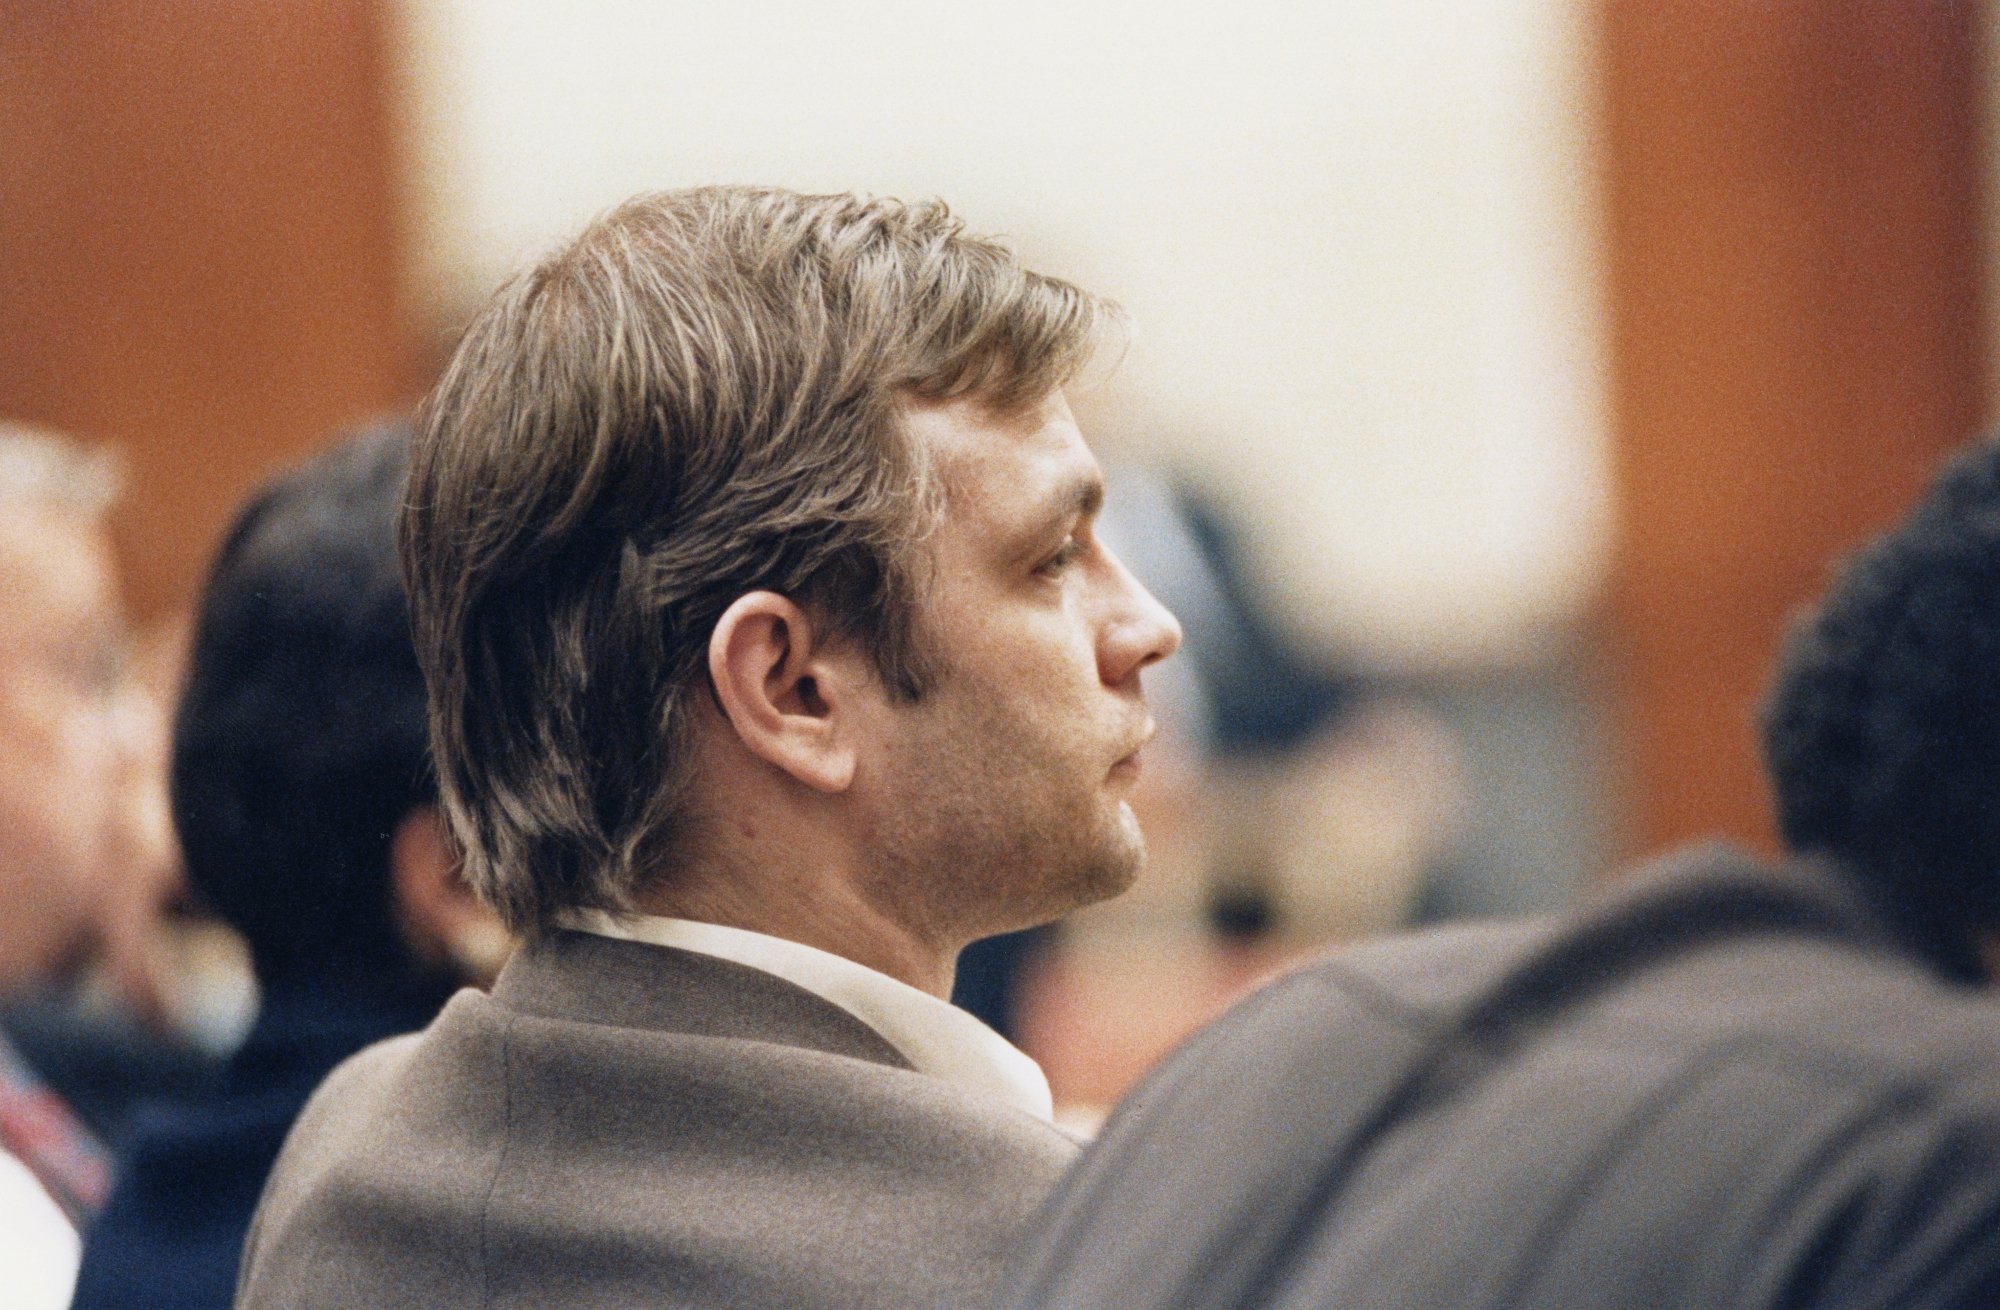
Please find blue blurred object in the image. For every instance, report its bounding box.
[1098,464,1355,761]
[951,927,1050,1041]
[69,972,453,1310]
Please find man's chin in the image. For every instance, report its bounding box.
[982,825,1144,937]
[1069,813,1147,910]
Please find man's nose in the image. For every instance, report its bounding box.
[1098,551,1183,687]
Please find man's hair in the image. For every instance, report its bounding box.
[404,185,1113,935]
[1762,438,2000,928]
[0,421,119,514]
[174,422,435,984]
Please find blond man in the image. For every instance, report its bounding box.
[238,188,1180,1309]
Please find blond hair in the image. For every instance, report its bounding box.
[404,186,1115,933]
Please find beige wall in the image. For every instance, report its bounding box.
[396,0,1610,668]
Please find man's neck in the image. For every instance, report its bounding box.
[631,862,958,998]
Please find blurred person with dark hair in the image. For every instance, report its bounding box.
[237,186,1180,1310]
[992,438,2000,1310]
[70,423,503,1310]
[1761,442,2000,978]
[0,421,126,1308]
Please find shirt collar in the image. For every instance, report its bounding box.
[565,911,1054,1123]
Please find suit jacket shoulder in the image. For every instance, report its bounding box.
[241,932,1076,1310]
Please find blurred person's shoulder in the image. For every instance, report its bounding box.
[1001,842,2000,1310]
[1127,841,2000,1127]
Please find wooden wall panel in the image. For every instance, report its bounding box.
[0,1,411,621]
[1599,1,1990,859]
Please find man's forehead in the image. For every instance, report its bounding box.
[903,392,1101,508]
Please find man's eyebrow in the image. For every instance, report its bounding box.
[1062,474,1105,523]
[1010,472,1105,564]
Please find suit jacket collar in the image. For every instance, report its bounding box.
[1597,843,1989,989]
[490,929,912,1069]
[565,911,1057,1121]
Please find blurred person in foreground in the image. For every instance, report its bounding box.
[72,423,505,1310]
[0,422,127,1307]
[235,186,1181,1310]
[992,436,2000,1310]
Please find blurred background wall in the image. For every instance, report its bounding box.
[0,0,1989,911]
[0,4,420,620]
[398,0,1612,671]
[1602,2,1989,864]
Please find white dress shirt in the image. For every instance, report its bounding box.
[568,911,1054,1123]
[0,1147,80,1310]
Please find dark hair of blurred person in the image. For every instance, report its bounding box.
[1762,438,2000,978]
[0,421,123,1309]
[70,422,503,1310]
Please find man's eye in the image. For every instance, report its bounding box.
[1037,539,1085,576]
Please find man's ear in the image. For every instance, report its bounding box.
[391,805,511,985]
[707,591,859,793]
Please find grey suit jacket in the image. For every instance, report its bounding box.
[994,846,2000,1310]
[236,930,1076,1309]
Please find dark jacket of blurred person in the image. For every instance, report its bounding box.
[991,438,2000,1310]
[236,188,1177,1310]
[70,424,503,1310]
[0,422,130,1309]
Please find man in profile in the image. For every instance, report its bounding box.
[993,438,2000,1310]
[237,187,1180,1308]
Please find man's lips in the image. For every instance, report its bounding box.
[1109,719,1157,782]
